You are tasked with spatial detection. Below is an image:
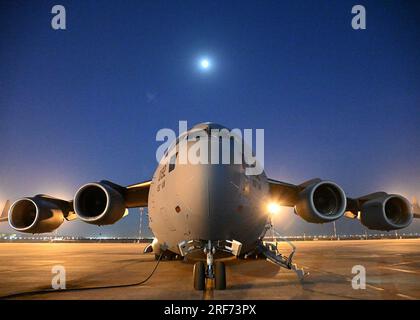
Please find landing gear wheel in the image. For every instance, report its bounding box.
[215,261,226,290]
[193,261,206,290]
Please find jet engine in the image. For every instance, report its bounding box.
[360,194,412,231]
[295,180,347,223]
[8,197,66,233]
[74,181,126,225]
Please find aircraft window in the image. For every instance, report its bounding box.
[188,133,206,141]
[169,153,177,172]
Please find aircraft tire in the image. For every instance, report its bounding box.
[215,261,226,290]
[193,261,206,290]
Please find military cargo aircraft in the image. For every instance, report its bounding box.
[1,122,419,290]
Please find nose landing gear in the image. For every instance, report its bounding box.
[179,239,241,291]
[193,240,226,291]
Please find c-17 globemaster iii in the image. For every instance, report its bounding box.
[1,122,419,290]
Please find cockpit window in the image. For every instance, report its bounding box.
[169,153,177,172]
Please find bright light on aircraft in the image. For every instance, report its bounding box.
[267,202,281,215]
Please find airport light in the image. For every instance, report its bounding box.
[267,202,281,215]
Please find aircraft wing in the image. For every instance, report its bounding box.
[1,179,151,233]
[268,178,417,231]
[267,178,302,206]
[0,200,10,222]
[412,197,420,219]
[124,180,152,207]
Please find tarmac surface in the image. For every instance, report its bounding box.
[0,239,419,300]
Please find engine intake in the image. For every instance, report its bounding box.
[360,195,412,231]
[8,197,65,233]
[74,182,126,225]
[295,181,346,223]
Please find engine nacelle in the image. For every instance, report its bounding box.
[360,195,412,231]
[74,182,126,225]
[8,197,65,233]
[295,180,347,223]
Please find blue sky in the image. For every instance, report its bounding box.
[0,0,419,237]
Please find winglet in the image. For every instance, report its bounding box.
[0,200,11,222]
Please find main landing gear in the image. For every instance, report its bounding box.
[193,240,226,290]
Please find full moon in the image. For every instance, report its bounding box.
[199,59,210,70]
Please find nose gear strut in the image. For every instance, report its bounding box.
[178,239,242,290]
[204,240,216,279]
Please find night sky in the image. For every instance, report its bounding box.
[0,0,419,237]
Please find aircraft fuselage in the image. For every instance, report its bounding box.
[148,126,269,256]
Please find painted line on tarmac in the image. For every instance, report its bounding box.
[306,266,386,293]
[396,293,416,300]
[365,284,385,291]
[390,261,418,267]
[203,278,214,300]
[344,276,384,291]
[380,267,420,274]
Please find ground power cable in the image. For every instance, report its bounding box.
[0,252,163,299]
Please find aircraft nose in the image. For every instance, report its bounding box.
[207,164,269,246]
[207,164,245,239]
[176,162,267,245]
[178,163,243,241]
